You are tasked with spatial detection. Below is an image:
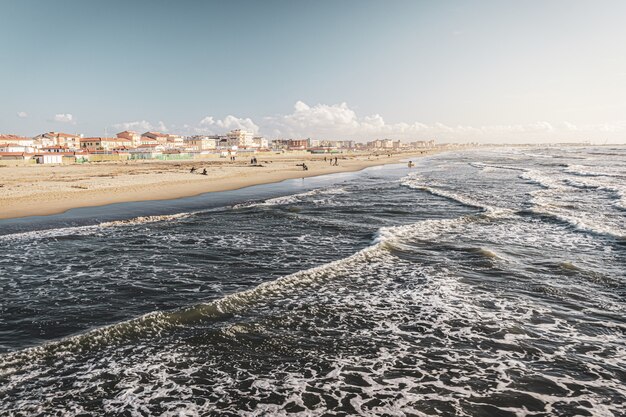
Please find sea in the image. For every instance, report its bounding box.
[0,146,624,416]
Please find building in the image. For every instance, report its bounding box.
[0,135,35,148]
[409,140,435,148]
[226,129,254,148]
[0,143,35,153]
[41,145,71,153]
[288,139,309,150]
[116,130,142,147]
[33,153,64,164]
[80,137,132,151]
[34,132,82,149]
[164,134,185,149]
[141,131,169,145]
[271,139,290,149]
[185,135,218,151]
[366,139,398,149]
[251,136,269,148]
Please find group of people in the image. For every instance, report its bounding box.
[323,156,339,166]
[189,167,207,175]
[190,154,348,177]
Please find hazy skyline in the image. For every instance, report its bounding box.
[1,0,625,143]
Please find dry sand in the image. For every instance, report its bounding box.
[0,150,441,220]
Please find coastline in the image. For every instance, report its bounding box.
[0,150,447,220]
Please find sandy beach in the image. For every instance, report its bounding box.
[0,150,441,220]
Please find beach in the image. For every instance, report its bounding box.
[0,150,438,220]
[1,146,624,415]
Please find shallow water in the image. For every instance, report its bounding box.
[1,147,625,416]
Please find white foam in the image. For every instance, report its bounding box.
[400,172,512,216]
[233,187,347,209]
[99,212,193,227]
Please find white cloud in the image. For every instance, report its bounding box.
[113,102,626,143]
[113,120,154,131]
[263,101,435,139]
[112,120,168,132]
[156,121,168,132]
[17,111,27,118]
[53,113,74,123]
[195,115,259,134]
[216,115,259,133]
[260,100,622,142]
[199,116,215,126]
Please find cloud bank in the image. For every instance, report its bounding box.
[110,101,626,143]
[113,120,168,133]
[198,115,259,134]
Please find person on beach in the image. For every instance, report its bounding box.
[408,160,414,168]
[201,168,207,175]
[190,167,196,173]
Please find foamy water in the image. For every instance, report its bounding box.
[1,147,624,416]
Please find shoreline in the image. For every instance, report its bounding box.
[0,150,448,221]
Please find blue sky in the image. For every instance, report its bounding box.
[1,0,625,142]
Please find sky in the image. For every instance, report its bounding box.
[1,0,625,143]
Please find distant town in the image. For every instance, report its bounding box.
[0,130,441,164]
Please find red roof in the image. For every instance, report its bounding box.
[43,132,80,138]
[142,131,168,138]
[0,152,27,156]
[0,134,31,141]
[80,137,129,142]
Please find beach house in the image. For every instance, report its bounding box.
[116,130,142,147]
[226,129,254,148]
[0,135,35,148]
[185,135,218,151]
[80,137,133,151]
[141,131,169,145]
[34,132,82,149]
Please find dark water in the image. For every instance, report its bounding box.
[1,147,625,416]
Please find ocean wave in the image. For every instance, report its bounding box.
[0,224,102,242]
[0,210,506,368]
[233,187,348,209]
[470,162,527,171]
[518,170,563,190]
[0,212,197,242]
[400,173,512,216]
[562,178,626,210]
[565,164,626,179]
[99,212,194,227]
[0,239,387,369]
[526,203,625,241]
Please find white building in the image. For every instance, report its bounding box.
[185,136,218,151]
[33,153,63,164]
[226,129,254,148]
[252,136,269,148]
[0,143,35,153]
